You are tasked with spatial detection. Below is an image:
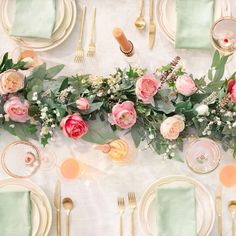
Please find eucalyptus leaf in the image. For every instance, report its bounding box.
[131,124,142,147]
[82,119,117,144]
[45,64,64,79]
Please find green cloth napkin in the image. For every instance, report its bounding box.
[0,191,32,236]
[156,185,196,236]
[175,0,215,49]
[11,0,56,39]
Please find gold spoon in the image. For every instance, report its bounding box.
[228,200,236,236]
[134,0,146,30]
[63,197,74,236]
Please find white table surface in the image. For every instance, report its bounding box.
[0,0,236,235]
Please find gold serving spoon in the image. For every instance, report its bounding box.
[134,0,146,30]
[228,200,236,236]
[63,197,74,236]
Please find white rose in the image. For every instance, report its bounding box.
[22,57,35,68]
[195,104,209,116]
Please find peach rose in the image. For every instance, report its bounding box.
[76,97,90,110]
[60,113,88,139]
[109,101,136,129]
[160,115,185,140]
[0,69,25,94]
[228,80,236,104]
[4,96,30,123]
[136,74,161,103]
[176,75,197,96]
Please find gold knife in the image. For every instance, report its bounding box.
[215,185,222,236]
[149,0,156,49]
[54,180,61,236]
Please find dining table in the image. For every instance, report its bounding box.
[0,0,236,235]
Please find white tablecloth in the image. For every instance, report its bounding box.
[0,0,236,235]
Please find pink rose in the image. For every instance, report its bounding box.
[109,101,137,129]
[76,97,90,110]
[228,80,236,104]
[4,96,30,123]
[60,113,88,139]
[176,75,197,96]
[0,69,25,94]
[136,74,161,103]
[160,115,185,140]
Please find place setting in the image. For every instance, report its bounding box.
[0,0,236,235]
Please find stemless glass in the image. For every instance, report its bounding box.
[184,138,221,174]
[211,0,236,54]
[1,141,57,178]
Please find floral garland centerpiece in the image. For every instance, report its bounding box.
[0,51,235,159]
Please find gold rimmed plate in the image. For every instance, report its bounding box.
[139,175,215,236]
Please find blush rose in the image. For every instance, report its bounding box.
[136,75,161,103]
[160,115,185,140]
[109,101,137,129]
[4,96,30,123]
[0,69,25,94]
[176,75,197,96]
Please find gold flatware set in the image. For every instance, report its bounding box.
[54,180,74,236]
[118,192,137,236]
[134,0,156,49]
[75,6,96,63]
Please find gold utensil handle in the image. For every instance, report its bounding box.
[90,8,96,43]
[57,210,61,236]
[232,217,235,236]
[140,0,144,16]
[131,210,134,236]
[79,6,87,44]
[149,0,153,20]
[218,215,222,236]
[66,213,70,236]
[120,214,123,236]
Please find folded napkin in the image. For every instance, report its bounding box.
[175,0,215,49]
[11,0,56,39]
[156,184,196,236]
[0,191,32,236]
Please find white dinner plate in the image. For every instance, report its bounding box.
[157,0,230,44]
[139,175,215,236]
[0,178,52,236]
[0,0,77,51]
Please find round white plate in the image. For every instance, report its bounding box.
[0,0,77,51]
[3,0,65,34]
[0,178,52,236]
[139,175,215,236]
[157,0,230,44]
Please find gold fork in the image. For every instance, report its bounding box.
[87,7,96,57]
[128,192,137,236]
[74,6,86,63]
[117,197,125,236]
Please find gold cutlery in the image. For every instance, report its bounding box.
[134,0,146,30]
[215,186,222,236]
[118,197,125,236]
[62,197,74,236]
[128,192,137,236]
[228,200,236,236]
[149,0,156,49]
[54,180,61,236]
[87,7,96,57]
[74,6,86,63]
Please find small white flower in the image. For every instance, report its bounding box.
[207,131,211,135]
[198,118,204,122]
[149,134,155,139]
[9,124,15,128]
[195,104,209,116]
[36,101,41,105]
[211,110,216,114]
[217,121,222,126]
[170,152,175,157]
[0,114,3,118]
[51,124,56,128]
